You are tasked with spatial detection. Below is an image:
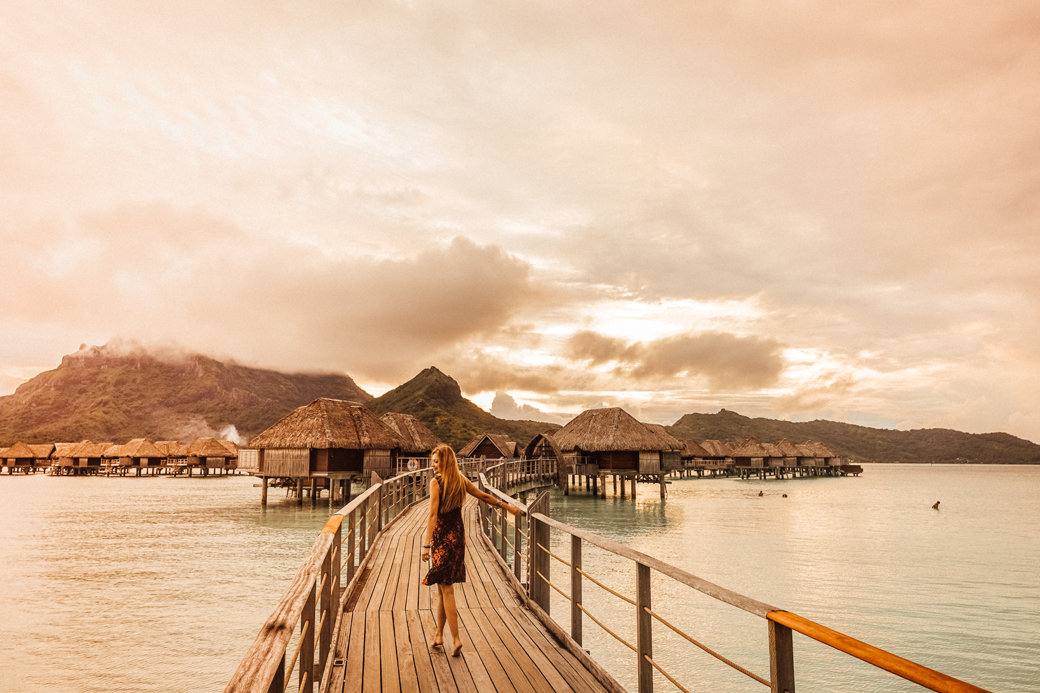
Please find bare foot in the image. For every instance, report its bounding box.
[451,642,463,657]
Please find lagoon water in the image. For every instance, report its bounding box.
[0,465,1037,692]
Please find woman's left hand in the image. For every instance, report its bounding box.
[506,504,524,517]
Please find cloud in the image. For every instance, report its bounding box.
[490,392,568,424]
[566,330,785,390]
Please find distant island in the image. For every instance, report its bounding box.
[0,342,1037,464]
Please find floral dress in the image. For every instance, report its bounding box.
[422,477,466,586]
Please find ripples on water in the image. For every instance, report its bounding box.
[1,465,1037,692]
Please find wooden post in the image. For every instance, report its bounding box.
[310,478,318,504]
[319,523,339,681]
[296,478,303,505]
[621,473,626,498]
[769,620,796,693]
[513,510,523,583]
[571,535,582,646]
[613,474,618,496]
[499,506,508,562]
[347,508,357,586]
[631,475,637,499]
[371,472,383,532]
[636,562,653,693]
[528,491,551,613]
[301,580,314,693]
[261,477,268,507]
[659,474,666,499]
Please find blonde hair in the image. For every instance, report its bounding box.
[432,443,466,512]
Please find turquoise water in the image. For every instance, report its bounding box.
[0,465,1036,692]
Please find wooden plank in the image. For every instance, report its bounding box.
[506,606,616,693]
[456,608,516,693]
[468,605,552,692]
[379,611,401,693]
[405,610,439,693]
[419,610,461,693]
[343,612,368,693]
[393,612,420,693]
[325,611,352,693]
[494,606,593,693]
[362,613,381,693]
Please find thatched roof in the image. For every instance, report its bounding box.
[642,423,684,452]
[775,439,803,457]
[761,442,784,458]
[102,444,124,458]
[4,442,35,459]
[380,412,441,455]
[219,440,239,455]
[802,441,837,458]
[30,443,55,459]
[731,437,769,457]
[70,440,111,458]
[458,433,518,458]
[249,398,400,450]
[54,442,78,458]
[699,440,734,457]
[679,438,710,458]
[121,439,164,458]
[188,437,235,457]
[554,408,681,452]
[523,432,563,460]
[155,441,188,457]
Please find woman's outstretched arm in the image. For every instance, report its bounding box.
[465,479,524,516]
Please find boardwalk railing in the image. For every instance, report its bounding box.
[226,468,435,693]
[477,458,991,693]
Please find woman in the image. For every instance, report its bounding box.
[421,443,523,656]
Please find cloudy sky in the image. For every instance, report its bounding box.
[2,1,1038,441]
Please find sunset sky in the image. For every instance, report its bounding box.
[2,2,1038,441]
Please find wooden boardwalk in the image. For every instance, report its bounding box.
[323,496,612,693]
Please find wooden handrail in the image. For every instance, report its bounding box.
[767,611,991,693]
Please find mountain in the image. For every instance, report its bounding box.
[365,367,559,450]
[0,343,371,444]
[667,409,1040,464]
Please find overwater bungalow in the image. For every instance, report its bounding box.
[113,439,166,475]
[2,442,37,473]
[68,440,111,475]
[186,437,237,476]
[676,438,727,477]
[380,412,441,474]
[245,398,402,506]
[457,433,520,460]
[553,407,682,498]
[30,443,55,470]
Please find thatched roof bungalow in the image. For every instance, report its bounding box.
[53,442,78,470]
[380,412,442,456]
[119,439,166,468]
[731,438,770,469]
[458,433,519,460]
[3,441,36,470]
[188,437,237,470]
[30,443,55,462]
[248,398,400,478]
[553,407,682,474]
[71,440,109,467]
